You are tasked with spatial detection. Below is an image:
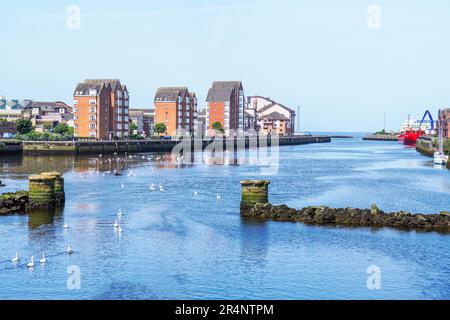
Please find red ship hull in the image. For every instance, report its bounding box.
[398,130,425,145]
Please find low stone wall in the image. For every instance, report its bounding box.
[363,134,398,141]
[16,135,331,155]
[416,138,434,157]
[243,203,450,233]
[0,140,22,154]
[0,191,29,215]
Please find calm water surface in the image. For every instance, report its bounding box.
[0,135,449,299]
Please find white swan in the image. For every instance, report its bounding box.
[118,225,123,233]
[39,253,46,264]
[66,245,73,255]
[193,191,198,196]
[27,256,34,268]
[149,184,155,191]
[113,220,119,228]
[159,185,165,192]
[63,222,69,229]
[11,252,19,263]
[216,193,221,200]
[118,209,123,216]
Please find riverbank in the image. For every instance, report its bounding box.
[0,135,331,155]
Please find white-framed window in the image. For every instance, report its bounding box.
[73,100,78,105]
[89,99,96,105]
[88,89,97,96]
[117,90,122,98]
[89,123,96,129]
[124,124,129,130]
[74,115,78,120]
[89,115,96,121]
[89,132,96,138]
[117,123,122,130]
[124,116,129,122]
[89,107,96,113]
[73,107,78,113]
[124,108,129,115]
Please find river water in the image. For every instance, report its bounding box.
[0,134,449,299]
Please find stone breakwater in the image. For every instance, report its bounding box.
[241,203,450,233]
[239,180,450,233]
[0,172,65,215]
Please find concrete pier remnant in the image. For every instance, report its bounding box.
[42,172,65,203]
[240,180,270,215]
[28,174,56,208]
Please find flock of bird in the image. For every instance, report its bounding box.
[11,208,125,270]
[11,152,223,270]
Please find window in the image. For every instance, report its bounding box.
[73,107,78,113]
[89,115,96,121]
[89,99,96,105]
[59,108,65,114]
[124,116,129,122]
[88,89,97,96]
[117,123,122,130]
[124,124,129,130]
[89,107,96,113]
[74,115,78,120]
[73,100,78,105]
[89,123,96,129]
[89,132,96,138]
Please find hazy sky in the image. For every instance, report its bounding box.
[1,0,450,132]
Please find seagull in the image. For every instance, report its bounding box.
[121,183,126,188]
[149,184,155,191]
[159,186,165,192]
[11,252,19,263]
[113,220,119,228]
[66,245,73,255]
[39,253,46,264]
[27,256,35,268]
[216,193,221,200]
[193,191,198,196]
[63,222,69,229]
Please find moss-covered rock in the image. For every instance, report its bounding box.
[0,191,29,215]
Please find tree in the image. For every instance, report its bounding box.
[212,121,224,133]
[54,123,70,135]
[129,123,138,133]
[16,119,33,134]
[153,122,167,135]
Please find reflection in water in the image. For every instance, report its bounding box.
[28,206,63,229]
[240,217,269,268]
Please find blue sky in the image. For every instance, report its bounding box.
[1,0,450,131]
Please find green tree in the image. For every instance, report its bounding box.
[153,122,167,135]
[129,123,138,133]
[16,119,33,134]
[54,123,70,135]
[212,121,224,133]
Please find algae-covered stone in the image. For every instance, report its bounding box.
[370,203,379,216]
[41,172,65,203]
[28,174,56,208]
[240,180,270,215]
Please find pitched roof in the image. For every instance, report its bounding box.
[206,81,243,102]
[74,82,110,96]
[129,110,144,118]
[261,111,290,121]
[85,79,122,91]
[154,87,189,102]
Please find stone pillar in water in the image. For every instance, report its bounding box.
[240,180,270,215]
[28,174,56,209]
[42,172,65,204]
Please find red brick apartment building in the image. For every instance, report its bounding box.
[154,87,197,136]
[73,79,129,139]
[205,81,245,135]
